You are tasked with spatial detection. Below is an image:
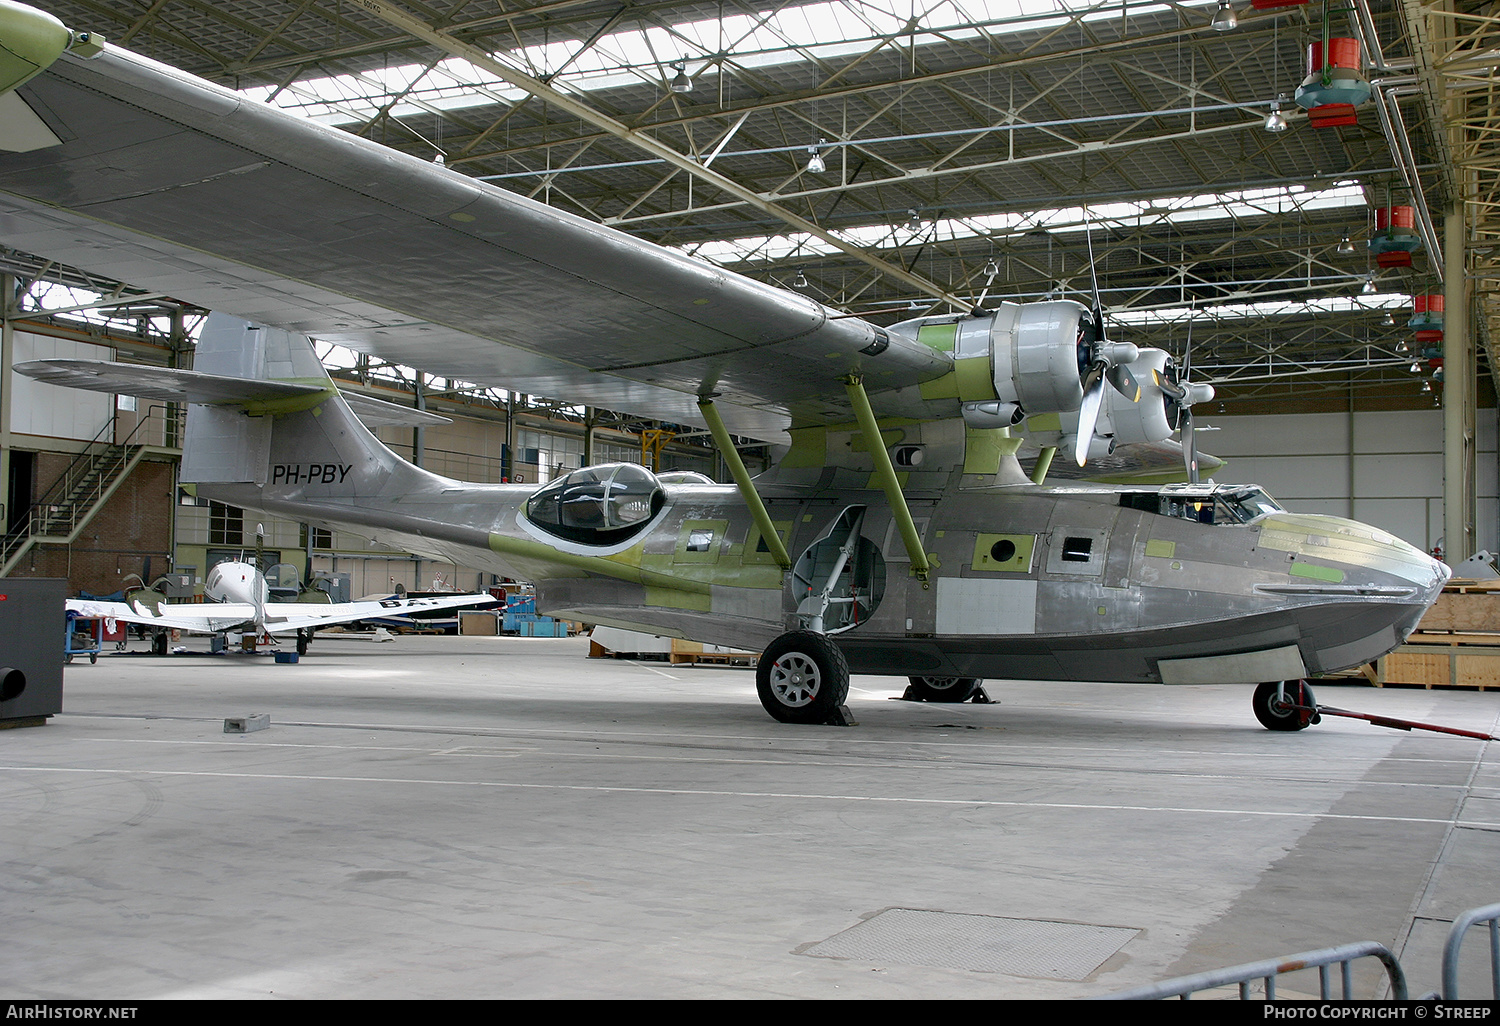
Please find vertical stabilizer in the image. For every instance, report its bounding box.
[193,313,334,385]
[183,313,337,486]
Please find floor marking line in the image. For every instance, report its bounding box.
[0,764,1463,825]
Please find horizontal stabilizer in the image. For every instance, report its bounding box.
[340,392,452,428]
[15,358,451,428]
[15,359,325,406]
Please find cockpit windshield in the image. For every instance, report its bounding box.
[1120,484,1283,526]
[525,463,666,545]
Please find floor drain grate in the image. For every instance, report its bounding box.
[804,907,1139,979]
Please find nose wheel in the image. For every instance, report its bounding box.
[1253,679,1320,731]
[756,630,853,725]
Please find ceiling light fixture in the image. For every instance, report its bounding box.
[1362,274,1378,295]
[1410,361,1422,373]
[1264,96,1289,133]
[906,208,923,231]
[1211,0,1238,31]
[792,267,809,289]
[669,60,692,94]
[1337,235,1356,256]
[983,256,999,277]
[805,139,826,175]
[1382,312,1396,326]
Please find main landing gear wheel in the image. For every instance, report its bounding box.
[151,631,168,656]
[905,676,982,703]
[756,630,851,725]
[296,630,311,656]
[1253,679,1320,732]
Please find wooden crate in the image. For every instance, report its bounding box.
[1413,582,1500,633]
[1377,632,1500,690]
[668,638,759,666]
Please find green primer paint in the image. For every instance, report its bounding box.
[919,371,960,401]
[917,323,958,352]
[780,426,829,469]
[1290,562,1346,583]
[971,533,1035,573]
[953,356,997,400]
[963,427,1020,474]
[487,532,711,593]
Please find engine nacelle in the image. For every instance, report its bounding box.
[890,300,1091,418]
[988,300,1090,415]
[1105,347,1174,446]
[1062,433,1116,463]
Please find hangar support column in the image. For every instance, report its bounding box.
[1443,201,1476,564]
[0,274,12,534]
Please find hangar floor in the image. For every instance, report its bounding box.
[3,634,1498,1000]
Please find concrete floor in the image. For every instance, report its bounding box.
[3,633,1499,1000]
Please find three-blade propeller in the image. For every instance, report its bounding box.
[1153,332,1217,483]
[1073,215,1143,466]
[1072,305,1141,465]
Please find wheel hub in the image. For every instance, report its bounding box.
[770,653,821,707]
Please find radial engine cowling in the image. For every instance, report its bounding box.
[1105,347,1174,445]
[984,300,1090,416]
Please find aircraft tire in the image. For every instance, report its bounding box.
[152,631,168,656]
[906,676,981,702]
[1253,679,1316,731]
[296,631,310,656]
[756,630,849,724]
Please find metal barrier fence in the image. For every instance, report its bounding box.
[1103,901,1500,1000]
[1102,941,1407,1000]
[1443,901,1500,1000]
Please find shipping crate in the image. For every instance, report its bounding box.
[1379,633,1500,690]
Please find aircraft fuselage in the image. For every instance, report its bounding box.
[206,470,1447,687]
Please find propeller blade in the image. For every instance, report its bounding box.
[1108,362,1141,402]
[1075,366,1106,466]
[1182,406,1198,484]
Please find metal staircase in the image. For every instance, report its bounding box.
[1,415,169,577]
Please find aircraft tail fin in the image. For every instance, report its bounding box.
[16,313,448,493]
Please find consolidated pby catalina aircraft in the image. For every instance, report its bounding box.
[2,3,1451,728]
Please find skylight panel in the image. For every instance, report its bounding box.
[240,0,1220,125]
[1115,293,1410,325]
[680,183,1368,268]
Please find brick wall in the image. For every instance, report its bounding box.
[11,455,175,596]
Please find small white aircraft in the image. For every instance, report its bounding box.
[67,559,494,655]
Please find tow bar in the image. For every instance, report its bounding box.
[1296,702,1499,742]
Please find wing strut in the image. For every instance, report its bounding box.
[843,375,931,586]
[697,398,792,571]
[1031,445,1057,485]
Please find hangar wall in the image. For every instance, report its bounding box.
[1204,407,1500,558]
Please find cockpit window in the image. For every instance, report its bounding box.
[525,463,666,545]
[1120,485,1283,526]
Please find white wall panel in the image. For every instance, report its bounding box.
[9,332,112,441]
[1203,407,1497,555]
[1353,453,1444,498]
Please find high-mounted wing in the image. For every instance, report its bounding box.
[0,7,951,439]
